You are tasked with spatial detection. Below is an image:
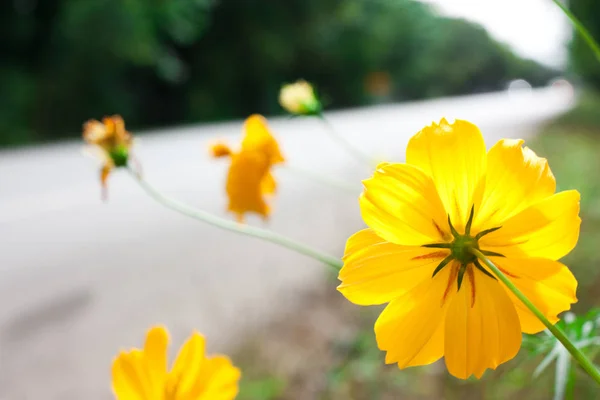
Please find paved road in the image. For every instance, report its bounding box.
[0,88,574,399]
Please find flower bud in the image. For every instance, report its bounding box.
[279,80,321,115]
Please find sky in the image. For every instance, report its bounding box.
[420,0,572,68]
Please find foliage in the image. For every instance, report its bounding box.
[568,0,600,90]
[0,0,557,146]
[523,310,600,400]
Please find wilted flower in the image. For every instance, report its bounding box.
[210,114,284,222]
[82,115,133,199]
[338,118,580,379]
[279,80,321,115]
[112,326,240,400]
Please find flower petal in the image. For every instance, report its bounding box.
[338,229,449,305]
[166,332,206,397]
[474,139,555,231]
[190,356,241,400]
[112,350,151,400]
[226,151,271,222]
[374,265,453,368]
[260,171,277,195]
[143,326,169,396]
[241,114,285,164]
[444,270,521,379]
[491,257,578,334]
[480,190,581,260]
[360,163,450,246]
[406,119,486,231]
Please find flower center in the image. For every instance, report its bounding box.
[451,235,478,265]
[109,144,129,167]
[423,205,502,290]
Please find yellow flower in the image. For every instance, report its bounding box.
[278,80,321,115]
[112,326,241,400]
[241,114,285,165]
[338,118,580,379]
[210,115,284,222]
[82,115,133,198]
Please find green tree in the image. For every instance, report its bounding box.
[568,0,600,90]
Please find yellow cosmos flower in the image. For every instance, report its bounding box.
[112,326,240,400]
[83,115,133,198]
[210,115,284,222]
[338,118,580,379]
[278,80,321,115]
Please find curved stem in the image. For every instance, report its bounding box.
[283,164,357,194]
[128,168,343,271]
[472,248,600,386]
[318,114,376,168]
[552,0,600,63]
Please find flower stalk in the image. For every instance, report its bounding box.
[128,167,344,271]
[472,248,600,386]
[552,0,600,63]
[318,114,377,168]
[283,164,357,194]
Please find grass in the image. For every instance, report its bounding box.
[236,91,600,399]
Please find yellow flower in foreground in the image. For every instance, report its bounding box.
[210,114,284,222]
[279,80,321,115]
[338,118,580,379]
[83,115,133,198]
[112,326,240,400]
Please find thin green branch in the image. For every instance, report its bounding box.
[552,0,600,63]
[318,114,377,168]
[472,248,600,386]
[128,168,343,271]
[282,164,357,194]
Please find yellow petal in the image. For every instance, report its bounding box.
[226,151,271,221]
[406,119,487,231]
[491,257,578,334]
[143,326,169,396]
[374,265,454,368]
[111,350,151,400]
[83,119,109,144]
[210,142,232,158]
[260,171,277,195]
[360,163,450,246]
[189,356,241,400]
[473,139,555,231]
[338,229,449,305]
[444,270,521,379]
[480,190,581,260]
[166,332,206,398]
[241,115,285,165]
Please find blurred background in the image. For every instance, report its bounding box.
[1,0,599,399]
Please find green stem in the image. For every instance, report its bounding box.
[472,249,600,386]
[318,114,377,168]
[128,168,343,271]
[283,164,357,194]
[552,0,600,63]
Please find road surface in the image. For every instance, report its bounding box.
[0,88,574,399]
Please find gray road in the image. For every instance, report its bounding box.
[0,88,574,399]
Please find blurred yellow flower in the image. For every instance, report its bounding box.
[112,326,240,400]
[279,80,321,115]
[210,114,284,222]
[82,115,133,198]
[209,142,233,158]
[338,118,580,379]
[241,114,285,165]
